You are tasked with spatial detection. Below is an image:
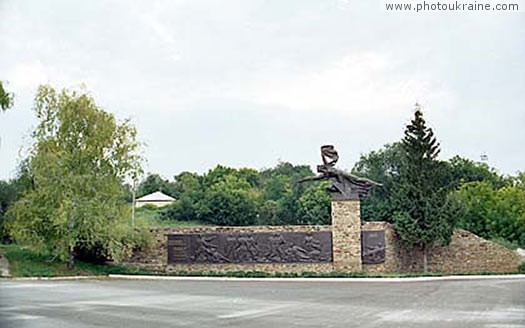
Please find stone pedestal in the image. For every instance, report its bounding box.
[331,200,362,272]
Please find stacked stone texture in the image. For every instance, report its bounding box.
[395,228,521,273]
[331,200,362,272]
[361,222,398,273]
[124,201,522,274]
[124,225,333,274]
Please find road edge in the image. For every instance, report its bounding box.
[107,274,525,283]
[3,276,107,281]
[2,274,524,282]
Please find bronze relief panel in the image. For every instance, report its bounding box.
[361,230,386,264]
[167,231,333,264]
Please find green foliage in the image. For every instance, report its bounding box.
[352,142,403,222]
[298,182,331,225]
[137,173,178,198]
[0,81,14,111]
[353,136,522,251]
[140,203,159,211]
[135,206,160,221]
[0,244,151,277]
[519,262,525,274]
[0,161,35,241]
[159,162,323,226]
[392,109,458,262]
[353,142,510,225]
[159,172,202,222]
[197,175,259,226]
[491,237,519,250]
[135,206,206,228]
[0,181,18,238]
[444,156,508,190]
[202,165,237,188]
[258,162,313,225]
[514,172,525,189]
[160,197,197,221]
[5,85,147,265]
[451,181,525,247]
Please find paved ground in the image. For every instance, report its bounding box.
[1,277,524,328]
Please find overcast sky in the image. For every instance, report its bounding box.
[0,0,524,180]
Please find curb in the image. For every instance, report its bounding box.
[4,276,106,281]
[3,274,524,282]
[107,274,525,283]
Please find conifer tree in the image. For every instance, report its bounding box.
[393,104,457,272]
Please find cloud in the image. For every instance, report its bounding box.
[246,52,456,117]
[133,6,183,62]
[7,60,100,96]
[8,60,49,90]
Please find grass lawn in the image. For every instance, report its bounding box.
[0,244,151,278]
[135,207,209,228]
[0,209,205,278]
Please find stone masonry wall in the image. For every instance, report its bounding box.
[362,222,521,274]
[361,222,398,274]
[331,200,362,271]
[124,225,334,274]
[124,201,522,274]
[396,229,522,273]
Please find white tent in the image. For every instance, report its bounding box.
[135,191,175,208]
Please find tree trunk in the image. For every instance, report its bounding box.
[422,245,428,273]
[67,212,75,269]
[67,247,75,269]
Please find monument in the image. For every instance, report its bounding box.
[300,145,382,271]
[125,145,522,274]
[164,145,384,269]
[299,145,381,200]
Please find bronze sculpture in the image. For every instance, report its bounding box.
[300,145,381,200]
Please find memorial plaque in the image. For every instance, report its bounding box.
[167,231,332,264]
[167,235,190,263]
[361,230,385,264]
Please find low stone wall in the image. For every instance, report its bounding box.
[396,229,521,274]
[361,222,521,274]
[124,225,333,274]
[124,201,521,274]
[361,222,398,274]
[331,200,362,271]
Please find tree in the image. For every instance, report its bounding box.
[0,81,14,111]
[6,85,146,268]
[159,162,321,226]
[0,161,35,241]
[452,179,525,247]
[196,175,259,226]
[258,162,313,225]
[160,172,203,222]
[352,143,403,222]
[0,180,18,240]
[298,182,331,225]
[137,173,177,198]
[393,107,457,272]
[353,142,509,226]
[444,156,508,190]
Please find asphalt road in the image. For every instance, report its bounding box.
[1,277,524,328]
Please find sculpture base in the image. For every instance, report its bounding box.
[331,200,362,271]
